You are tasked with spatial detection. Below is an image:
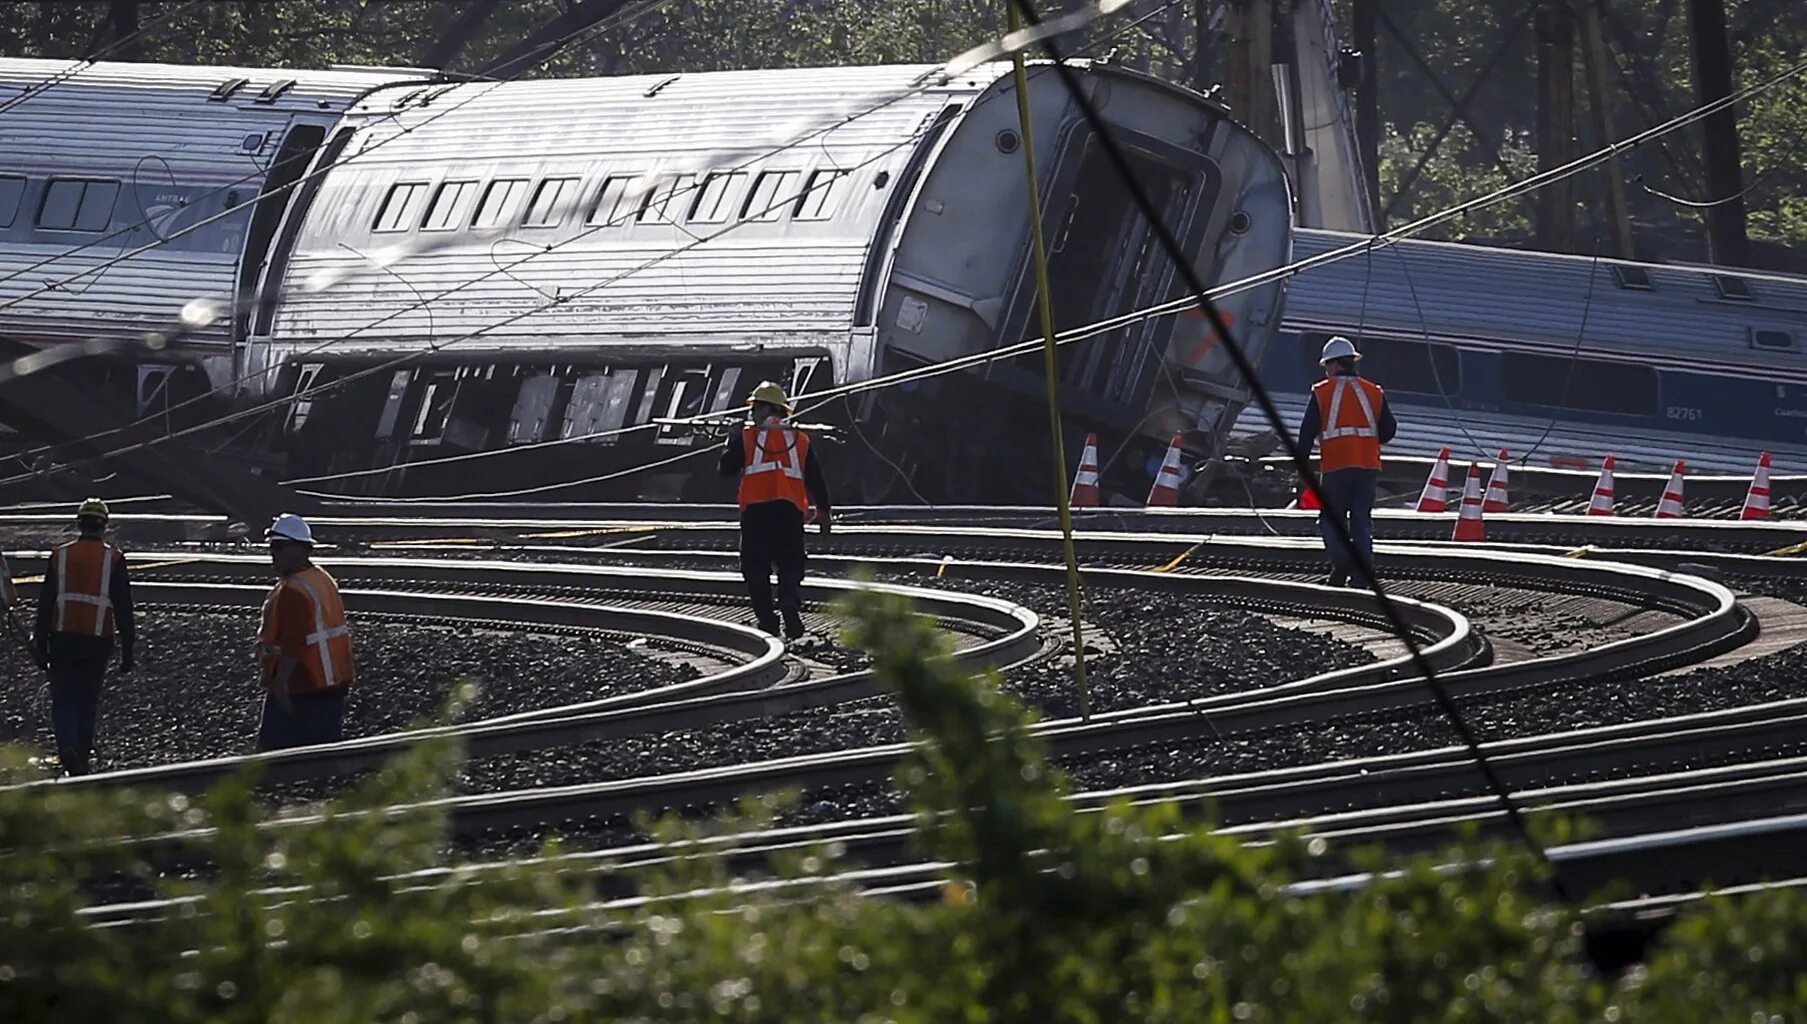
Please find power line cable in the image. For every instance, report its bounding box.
[0,0,682,307]
[1004,0,1567,896]
[0,0,211,120]
[6,11,1805,499]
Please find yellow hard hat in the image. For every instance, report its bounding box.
[77,497,109,522]
[746,381,793,413]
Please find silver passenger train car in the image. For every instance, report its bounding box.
[252,61,1292,501]
[1242,230,1807,477]
[0,58,425,423]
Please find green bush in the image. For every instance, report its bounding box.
[1,588,1804,1022]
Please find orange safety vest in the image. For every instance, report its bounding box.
[259,565,355,693]
[0,550,14,610]
[49,538,120,637]
[1312,375,1386,472]
[738,424,812,514]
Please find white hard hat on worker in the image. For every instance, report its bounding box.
[1319,336,1361,365]
[265,513,315,546]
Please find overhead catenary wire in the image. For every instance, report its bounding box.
[1002,0,1568,898]
[0,0,211,121]
[0,0,685,310]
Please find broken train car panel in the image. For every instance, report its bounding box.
[0,58,424,463]
[256,61,1291,501]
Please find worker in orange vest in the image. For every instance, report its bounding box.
[32,498,135,775]
[717,382,832,639]
[1297,337,1396,587]
[256,513,356,751]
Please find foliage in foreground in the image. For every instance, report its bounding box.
[2,590,1807,1021]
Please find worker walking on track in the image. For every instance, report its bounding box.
[1297,336,1397,588]
[32,498,135,776]
[256,514,355,751]
[718,382,831,639]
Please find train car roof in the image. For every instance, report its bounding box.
[1286,228,1807,369]
[269,62,1037,359]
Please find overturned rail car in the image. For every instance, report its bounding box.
[253,61,1292,502]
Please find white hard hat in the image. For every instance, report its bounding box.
[265,512,315,546]
[1319,336,1361,365]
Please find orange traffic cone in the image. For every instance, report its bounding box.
[1742,452,1773,520]
[1070,433,1101,507]
[1416,446,1451,513]
[1451,463,1486,541]
[1588,455,1616,516]
[1483,448,1511,514]
[1146,434,1185,507]
[1655,459,1687,519]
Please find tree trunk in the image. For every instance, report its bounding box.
[1686,0,1749,266]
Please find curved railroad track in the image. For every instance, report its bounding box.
[5,509,1806,930]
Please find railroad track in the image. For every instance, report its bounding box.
[6,511,1804,930]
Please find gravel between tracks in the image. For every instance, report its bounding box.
[0,608,696,773]
[454,579,1374,853]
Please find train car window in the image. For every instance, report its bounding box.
[472,178,529,229]
[586,175,641,226]
[524,177,581,227]
[743,170,801,222]
[794,168,846,220]
[688,171,745,223]
[1751,329,1798,352]
[0,175,23,228]
[1610,264,1653,290]
[37,178,119,232]
[420,180,479,231]
[373,182,428,232]
[1295,333,1459,395]
[636,175,695,224]
[1501,353,1657,415]
[1715,275,1754,300]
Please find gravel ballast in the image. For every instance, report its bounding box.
[0,608,697,773]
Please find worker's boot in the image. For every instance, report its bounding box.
[782,608,807,640]
[1325,569,1350,588]
[754,615,781,637]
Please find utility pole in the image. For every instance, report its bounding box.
[1194,0,1213,95]
[1223,0,1278,144]
[1576,0,1634,259]
[1535,0,1575,252]
[1353,0,1382,229]
[108,0,139,61]
[1686,0,1749,266]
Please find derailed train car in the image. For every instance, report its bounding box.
[0,58,426,433]
[252,61,1292,501]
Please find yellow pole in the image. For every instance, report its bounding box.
[1008,3,1092,719]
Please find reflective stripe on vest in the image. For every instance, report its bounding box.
[739,425,811,513]
[262,567,355,692]
[51,539,116,637]
[1320,377,1379,441]
[1313,376,1385,472]
[288,572,351,689]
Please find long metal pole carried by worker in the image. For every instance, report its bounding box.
[1007,3,1092,719]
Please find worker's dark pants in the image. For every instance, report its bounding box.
[257,688,350,752]
[46,634,111,776]
[1317,467,1379,586]
[740,500,807,633]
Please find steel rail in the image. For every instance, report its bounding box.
[75,701,1807,928]
[4,559,1042,792]
[4,505,1806,553]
